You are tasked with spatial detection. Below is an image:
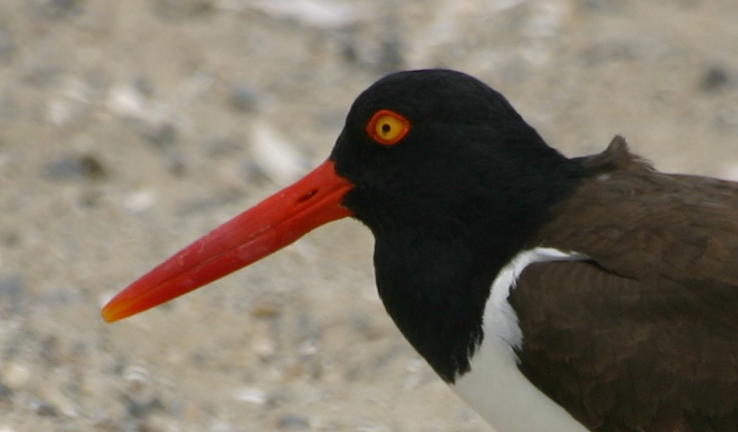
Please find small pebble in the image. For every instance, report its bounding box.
[31,399,58,417]
[250,123,308,185]
[233,387,267,405]
[249,0,366,29]
[140,122,178,149]
[701,66,731,91]
[229,84,261,112]
[120,366,164,418]
[123,366,151,392]
[251,304,281,318]
[106,84,146,118]
[251,334,277,358]
[44,154,106,182]
[123,189,157,213]
[276,414,310,430]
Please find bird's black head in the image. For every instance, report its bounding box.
[331,69,568,233]
[329,69,582,382]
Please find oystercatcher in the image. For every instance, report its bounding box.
[102,69,738,432]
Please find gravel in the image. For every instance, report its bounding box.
[1,0,736,431]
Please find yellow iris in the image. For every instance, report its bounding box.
[366,109,410,146]
[375,115,405,141]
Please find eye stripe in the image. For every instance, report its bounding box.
[366,109,411,146]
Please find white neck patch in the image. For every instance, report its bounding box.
[487,247,586,353]
[452,247,590,432]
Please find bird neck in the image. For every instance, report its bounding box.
[370,152,584,382]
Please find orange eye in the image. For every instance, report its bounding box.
[366,109,411,146]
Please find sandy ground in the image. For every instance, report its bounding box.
[0,1,736,431]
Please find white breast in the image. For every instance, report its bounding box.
[451,247,590,432]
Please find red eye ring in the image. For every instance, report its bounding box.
[366,109,411,146]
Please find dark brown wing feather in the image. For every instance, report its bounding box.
[510,137,738,432]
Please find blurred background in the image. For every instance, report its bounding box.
[0,0,736,431]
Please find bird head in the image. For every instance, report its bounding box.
[101,69,569,323]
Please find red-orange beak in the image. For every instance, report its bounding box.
[102,160,354,323]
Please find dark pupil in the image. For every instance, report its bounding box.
[381,123,392,134]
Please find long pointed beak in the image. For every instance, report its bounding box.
[102,159,354,323]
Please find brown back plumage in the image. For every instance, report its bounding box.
[510,136,738,432]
